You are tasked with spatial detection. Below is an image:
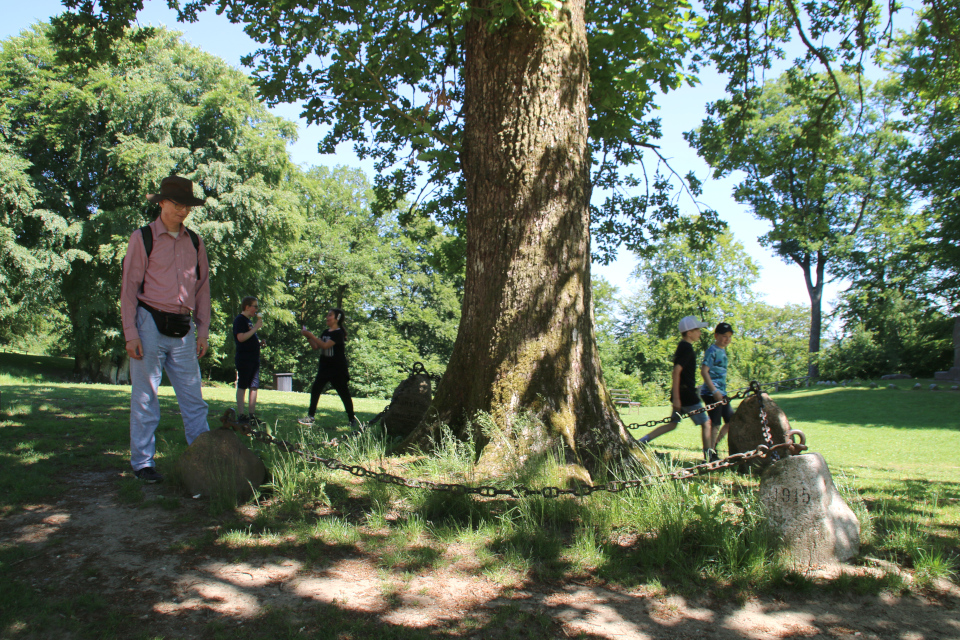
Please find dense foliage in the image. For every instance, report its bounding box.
[0,25,462,395]
[595,229,809,403]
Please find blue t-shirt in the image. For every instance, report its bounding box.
[699,343,728,395]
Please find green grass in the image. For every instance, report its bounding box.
[1,352,958,638]
[624,380,960,587]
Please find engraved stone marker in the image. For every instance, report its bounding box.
[759,453,860,567]
[934,317,960,381]
[177,429,266,501]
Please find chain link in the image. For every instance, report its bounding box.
[750,380,780,462]
[625,375,810,431]
[222,375,809,501]
[243,425,807,501]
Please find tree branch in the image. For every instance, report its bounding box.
[783,0,847,112]
[336,42,456,150]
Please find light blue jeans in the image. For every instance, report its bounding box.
[130,306,209,471]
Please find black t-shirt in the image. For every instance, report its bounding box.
[672,340,700,406]
[318,327,348,372]
[233,314,260,358]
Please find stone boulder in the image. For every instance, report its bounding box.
[880,373,912,380]
[759,453,860,567]
[727,393,793,473]
[176,429,266,502]
[380,370,433,440]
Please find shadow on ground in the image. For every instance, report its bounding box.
[2,470,958,640]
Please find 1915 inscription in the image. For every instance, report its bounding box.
[777,486,811,505]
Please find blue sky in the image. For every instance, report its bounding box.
[5,0,847,313]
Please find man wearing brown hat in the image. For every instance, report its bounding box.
[120,175,211,483]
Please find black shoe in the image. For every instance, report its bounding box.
[247,414,262,426]
[135,467,164,483]
[237,413,249,424]
[708,449,720,463]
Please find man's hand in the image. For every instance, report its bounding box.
[197,337,208,358]
[126,339,143,360]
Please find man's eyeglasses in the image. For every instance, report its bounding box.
[166,200,192,212]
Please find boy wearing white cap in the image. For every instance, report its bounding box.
[636,315,717,461]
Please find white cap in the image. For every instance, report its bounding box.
[678,316,709,333]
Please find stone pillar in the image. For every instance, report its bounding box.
[759,453,860,567]
[934,317,960,381]
[955,317,960,370]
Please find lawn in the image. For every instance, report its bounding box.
[622,382,960,549]
[1,352,958,638]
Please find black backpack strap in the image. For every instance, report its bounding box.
[140,225,153,257]
[137,225,153,294]
[139,225,202,283]
[185,227,201,278]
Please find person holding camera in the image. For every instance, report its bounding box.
[233,296,264,424]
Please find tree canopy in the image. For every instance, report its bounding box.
[687,71,912,376]
[39,0,929,474]
[0,24,301,379]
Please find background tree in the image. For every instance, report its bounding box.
[890,3,960,311]
[51,0,891,474]
[687,72,911,377]
[732,302,809,385]
[633,223,759,339]
[827,200,951,378]
[601,228,798,402]
[268,165,462,398]
[0,142,74,350]
[0,25,301,381]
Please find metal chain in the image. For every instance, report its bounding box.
[243,425,807,500]
[626,389,749,430]
[625,375,811,431]
[220,373,810,501]
[750,380,779,462]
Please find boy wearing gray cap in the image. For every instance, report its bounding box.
[636,316,717,461]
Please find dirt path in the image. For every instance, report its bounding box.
[3,471,959,639]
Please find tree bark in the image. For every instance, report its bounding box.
[802,251,825,378]
[400,0,635,474]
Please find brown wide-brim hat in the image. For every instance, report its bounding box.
[145,175,206,207]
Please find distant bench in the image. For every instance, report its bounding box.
[609,388,641,413]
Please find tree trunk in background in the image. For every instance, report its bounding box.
[802,252,825,379]
[401,0,636,475]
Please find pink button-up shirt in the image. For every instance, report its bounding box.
[121,217,211,342]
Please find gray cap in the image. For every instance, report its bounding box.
[678,316,709,333]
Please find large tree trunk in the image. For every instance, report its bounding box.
[401,0,635,475]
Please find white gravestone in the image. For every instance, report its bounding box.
[759,453,860,567]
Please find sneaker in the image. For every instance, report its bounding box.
[707,449,720,463]
[297,415,315,425]
[247,414,261,426]
[350,416,361,429]
[134,466,164,484]
[237,413,249,424]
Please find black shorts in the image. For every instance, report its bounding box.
[701,393,733,425]
[236,358,260,390]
